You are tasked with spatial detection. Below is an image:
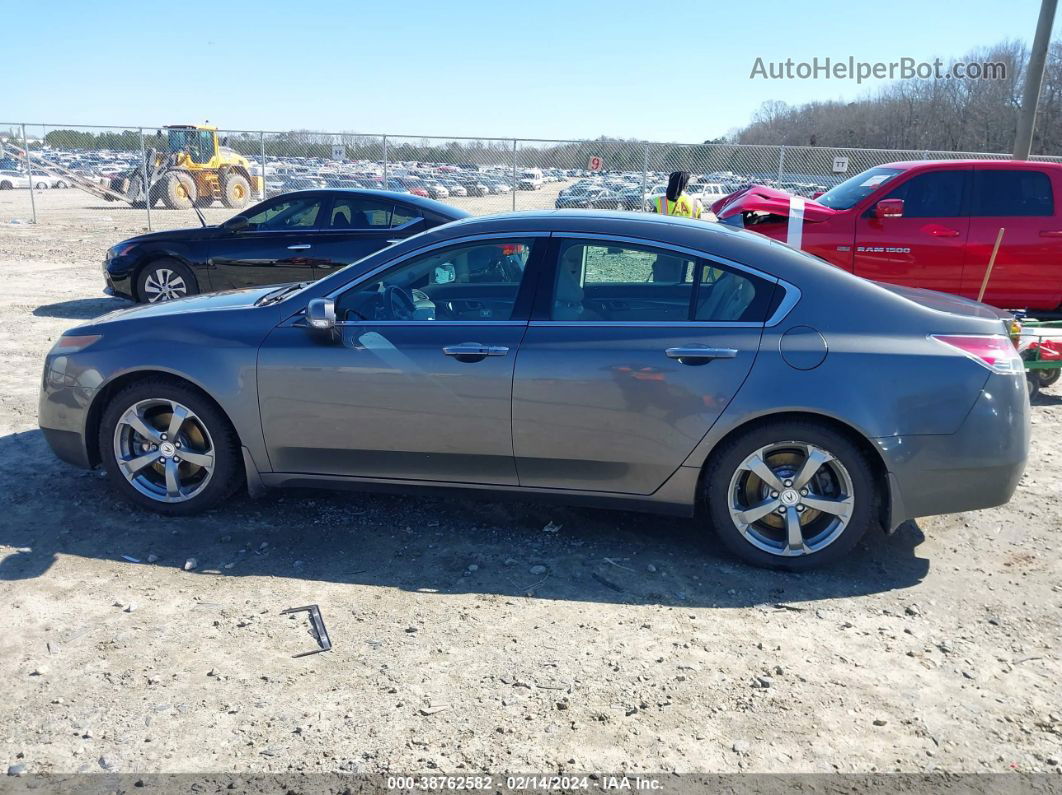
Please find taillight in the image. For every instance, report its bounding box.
[931,334,1023,374]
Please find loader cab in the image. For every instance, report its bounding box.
[166,126,217,167]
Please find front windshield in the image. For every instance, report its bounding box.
[816,166,903,210]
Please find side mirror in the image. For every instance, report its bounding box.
[305,298,336,331]
[811,190,825,199]
[874,198,904,219]
[222,215,249,232]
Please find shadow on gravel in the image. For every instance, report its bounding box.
[33,296,128,320]
[0,428,930,607]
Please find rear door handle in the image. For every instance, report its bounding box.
[287,243,312,250]
[665,346,738,364]
[442,343,509,359]
[1040,230,1062,238]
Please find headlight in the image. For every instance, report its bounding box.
[50,334,102,355]
[107,242,136,259]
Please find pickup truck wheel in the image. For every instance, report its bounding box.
[98,379,242,516]
[137,259,198,303]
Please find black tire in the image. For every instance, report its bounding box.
[1027,373,1040,401]
[98,378,243,516]
[221,172,251,209]
[34,181,48,190]
[703,420,878,570]
[0,181,11,190]
[1037,367,1060,390]
[136,258,198,303]
[160,171,196,210]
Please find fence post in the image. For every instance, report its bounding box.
[259,131,267,199]
[641,143,649,213]
[382,135,388,186]
[511,139,518,211]
[139,128,152,231]
[21,124,37,224]
[776,145,786,182]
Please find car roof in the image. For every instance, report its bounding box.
[878,159,1062,171]
[274,188,468,219]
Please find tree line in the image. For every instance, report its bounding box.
[733,39,1062,156]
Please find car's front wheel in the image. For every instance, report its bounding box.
[704,420,877,570]
[98,379,243,515]
[137,259,198,303]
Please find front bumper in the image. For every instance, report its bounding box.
[103,256,136,300]
[877,372,1029,525]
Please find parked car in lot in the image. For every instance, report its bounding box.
[44,211,1028,569]
[101,190,468,302]
[712,160,1062,311]
[0,170,33,189]
[555,186,623,209]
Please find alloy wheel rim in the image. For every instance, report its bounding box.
[727,441,854,557]
[113,398,215,503]
[143,268,187,302]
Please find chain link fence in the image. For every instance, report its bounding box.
[2,122,1061,228]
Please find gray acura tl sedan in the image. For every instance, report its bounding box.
[39,211,1029,569]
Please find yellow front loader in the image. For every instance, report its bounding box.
[111,124,263,210]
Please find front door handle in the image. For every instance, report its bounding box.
[1040,230,1062,238]
[665,346,738,364]
[287,243,312,250]
[925,225,960,238]
[442,343,509,360]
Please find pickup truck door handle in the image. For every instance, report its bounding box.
[665,346,738,364]
[287,244,312,250]
[1040,230,1062,238]
[442,343,509,359]
[925,225,960,238]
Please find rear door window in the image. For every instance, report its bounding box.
[550,240,774,323]
[972,169,1054,216]
[327,198,393,229]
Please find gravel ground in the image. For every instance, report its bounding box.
[0,188,1060,777]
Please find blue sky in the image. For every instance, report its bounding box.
[9,0,1061,142]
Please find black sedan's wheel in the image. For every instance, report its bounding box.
[98,379,242,515]
[705,421,876,570]
[137,259,198,303]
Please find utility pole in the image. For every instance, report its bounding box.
[1013,0,1058,160]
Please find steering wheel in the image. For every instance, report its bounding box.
[383,285,417,320]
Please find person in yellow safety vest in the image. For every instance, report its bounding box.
[652,170,702,218]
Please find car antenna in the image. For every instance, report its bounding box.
[192,204,206,228]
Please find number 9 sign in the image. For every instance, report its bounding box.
[587,156,603,172]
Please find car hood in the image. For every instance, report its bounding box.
[88,284,286,326]
[117,225,221,245]
[711,184,839,222]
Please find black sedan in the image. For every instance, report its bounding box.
[103,190,468,302]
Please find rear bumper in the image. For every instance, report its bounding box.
[877,373,1029,526]
[38,355,99,469]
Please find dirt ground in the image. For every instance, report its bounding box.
[0,188,1060,777]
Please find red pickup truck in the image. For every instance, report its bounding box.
[711,160,1062,312]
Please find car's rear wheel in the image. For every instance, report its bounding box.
[137,258,198,303]
[0,181,11,190]
[704,421,876,570]
[98,379,242,515]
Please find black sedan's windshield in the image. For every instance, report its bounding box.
[816,166,903,210]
